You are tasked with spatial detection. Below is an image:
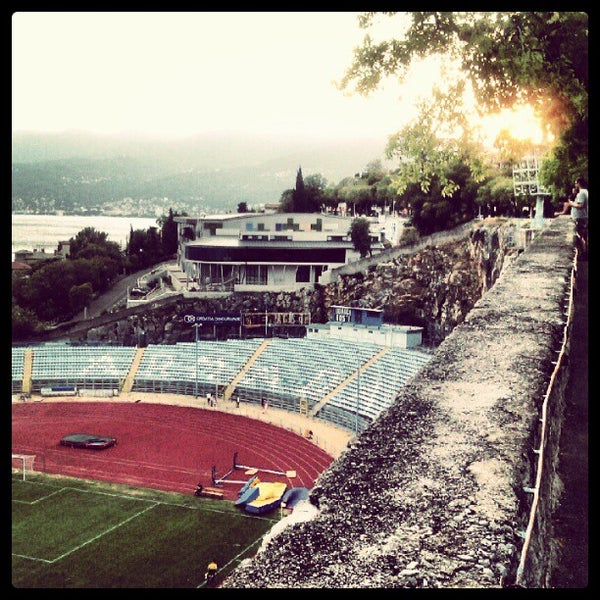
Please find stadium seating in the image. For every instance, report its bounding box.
[12,347,26,394]
[13,339,432,434]
[28,343,137,393]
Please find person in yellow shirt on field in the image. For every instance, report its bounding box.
[205,560,218,583]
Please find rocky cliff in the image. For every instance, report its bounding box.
[74,220,518,347]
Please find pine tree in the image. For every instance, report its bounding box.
[292,166,307,212]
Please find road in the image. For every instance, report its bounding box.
[72,264,173,322]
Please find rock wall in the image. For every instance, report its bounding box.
[221,217,576,588]
[59,220,516,348]
[324,221,515,346]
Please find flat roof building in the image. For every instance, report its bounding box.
[175,212,402,293]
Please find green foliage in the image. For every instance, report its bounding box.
[475,175,520,216]
[538,117,589,200]
[11,304,41,339]
[68,282,94,313]
[159,208,180,257]
[343,12,587,131]
[278,188,295,212]
[340,11,587,209]
[127,226,164,269]
[69,227,114,259]
[349,217,372,257]
[384,80,486,201]
[399,225,419,246]
[11,213,180,338]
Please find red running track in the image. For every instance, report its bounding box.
[12,402,334,501]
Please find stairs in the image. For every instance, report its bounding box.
[121,347,146,393]
[309,346,391,417]
[22,349,33,394]
[223,339,271,402]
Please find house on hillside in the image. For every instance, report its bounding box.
[13,240,70,267]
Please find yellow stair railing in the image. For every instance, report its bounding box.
[309,346,391,417]
[22,349,33,394]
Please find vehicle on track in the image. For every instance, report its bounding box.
[60,433,116,450]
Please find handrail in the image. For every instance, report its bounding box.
[514,252,577,586]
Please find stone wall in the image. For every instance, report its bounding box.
[221,217,576,588]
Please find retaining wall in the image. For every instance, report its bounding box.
[223,217,578,588]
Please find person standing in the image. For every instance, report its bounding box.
[205,560,218,583]
[569,177,588,258]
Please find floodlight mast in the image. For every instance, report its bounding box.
[194,322,202,398]
[512,156,551,228]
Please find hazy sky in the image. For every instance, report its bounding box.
[12,11,435,142]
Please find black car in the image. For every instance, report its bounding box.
[60,434,117,450]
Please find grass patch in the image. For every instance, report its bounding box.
[12,473,279,588]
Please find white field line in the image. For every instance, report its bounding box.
[12,503,158,564]
[13,481,276,566]
[12,487,66,505]
[196,536,265,588]
[51,503,159,564]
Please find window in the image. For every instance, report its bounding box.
[246,265,267,285]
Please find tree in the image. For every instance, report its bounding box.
[304,173,328,212]
[384,83,485,198]
[339,12,588,200]
[69,282,94,314]
[341,12,587,133]
[12,304,41,339]
[69,227,119,260]
[237,202,249,213]
[126,227,163,269]
[292,166,308,212]
[278,189,295,213]
[349,217,372,257]
[159,208,179,257]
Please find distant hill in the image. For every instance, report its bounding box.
[12,131,390,213]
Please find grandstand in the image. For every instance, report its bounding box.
[25,343,138,394]
[12,338,432,434]
[12,346,26,394]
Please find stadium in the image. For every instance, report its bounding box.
[12,309,433,587]
[12,217,582,588]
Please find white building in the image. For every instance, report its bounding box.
[306,305,424,349]
[175,212,404,293]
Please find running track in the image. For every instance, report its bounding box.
[12,402,334,501]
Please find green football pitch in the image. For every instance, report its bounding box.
[12,473,280,588]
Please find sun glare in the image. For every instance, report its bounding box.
[478,105,549,149]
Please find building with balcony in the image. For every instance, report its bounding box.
[175,212,404,293]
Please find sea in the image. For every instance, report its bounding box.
[11,214,158,261]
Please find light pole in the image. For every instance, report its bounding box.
[355,360,361,435]
[194,323,201,398]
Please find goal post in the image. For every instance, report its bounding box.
[12,454,35,481]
